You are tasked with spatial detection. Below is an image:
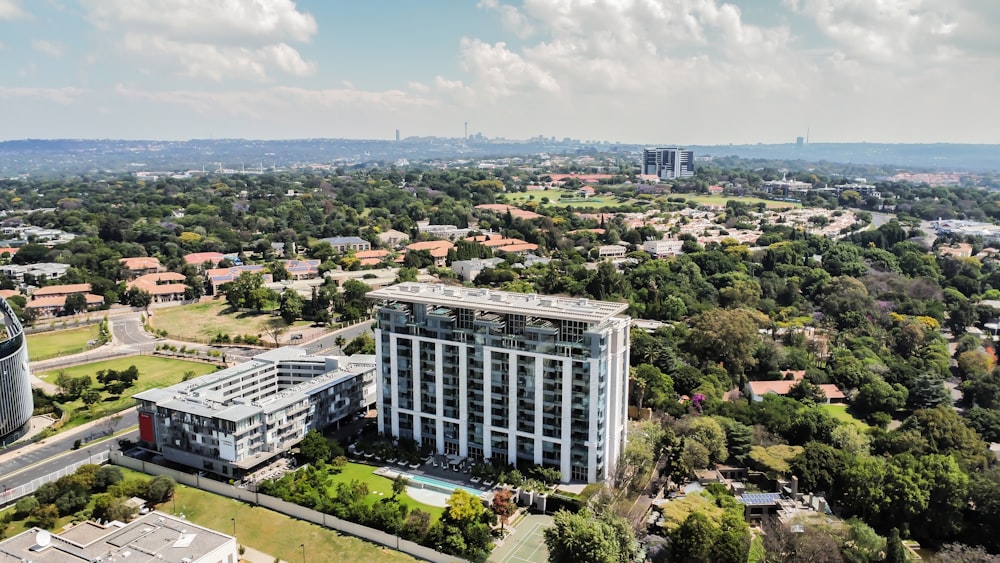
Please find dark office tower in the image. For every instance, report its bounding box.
[642,147,695,179]
[0,297,32,447]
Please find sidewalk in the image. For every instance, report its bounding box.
[241,545,282,563]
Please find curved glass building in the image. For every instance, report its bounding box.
[0,297,32,446]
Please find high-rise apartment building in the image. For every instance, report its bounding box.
[0,296,32,446]
[368,283,631,483]
[642,147,695,179]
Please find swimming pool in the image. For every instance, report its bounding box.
[408,474,487,498]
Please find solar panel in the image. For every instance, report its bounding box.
[738,493,782,505]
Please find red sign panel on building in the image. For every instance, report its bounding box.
[138,412,155,443]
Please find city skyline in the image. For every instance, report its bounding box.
[1,1,998,144]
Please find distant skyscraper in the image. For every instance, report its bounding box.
[796,136,804,147]
[395,129,400,142]
[642,147,695,179]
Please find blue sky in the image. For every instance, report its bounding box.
[1,0,998,144]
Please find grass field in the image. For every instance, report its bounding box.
[1,467,415,563]
[168,481,416,563]
[37,356,217,429]
[501,190,635,209]
[820,404,871,429]
[26,325,101,361]
[324,462,446,521]
[674,194,801,208]
[149,299,308,344]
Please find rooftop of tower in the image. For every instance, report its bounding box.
[368,282,629,323]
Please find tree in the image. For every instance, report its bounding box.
[841,518,885,563]
[64,293,88,315]
[279,289,304,324]
[146,475,176,504]
[677,416,728,465]
[127,288,153,310]
[261,318,288,348]
[670,511,717,563]
[82,388,101,405]
[298,429,331,465]
[392,475,409,499]
[789,442,850,496]
[445,489,484,524]
[686,308,761,383]
[491,488,516,531]
[884,528,907,563]
[544,508,640,563]
[907,373,950,410]
[29,504,59,529]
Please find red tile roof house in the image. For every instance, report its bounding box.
[119,256,164,279]
[27,283,104,318]
[183,252,226,269]
[282,259,321,280]
[128,272,188,303]
[405,240,453,268]
[744,370,845,404]
[206,265,272,294]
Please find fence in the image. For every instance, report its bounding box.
[0,449,112,508]
[110,453,468,563]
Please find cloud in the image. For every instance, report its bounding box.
[478,0,535,37]
[0,0,27,19]
[0,86,79,105]
[460,38,560,96]
[32,40,65,58]
[82,0,317,80]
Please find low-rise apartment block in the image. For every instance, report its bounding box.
[134,348,376,478]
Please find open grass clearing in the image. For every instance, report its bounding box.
[37,356,218,430]
[26,324,102,361]
[819,404,871,430]
[0,467,414,562]
[167,477,416,562]
[149,299,309,344]
[673,194,801,209]
[502,190,637,209]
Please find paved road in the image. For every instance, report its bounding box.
[303,320,374,355]
[111,314,159,349]
[0,411,138,484]
[0,429,139,493]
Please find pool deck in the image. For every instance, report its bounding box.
[374,465,496,502]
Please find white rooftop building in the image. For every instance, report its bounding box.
[369,283,631,483]
[134,348,376,478]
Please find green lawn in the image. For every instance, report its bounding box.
[324,462,446,521]
[150,299,309,344]
[675,194,801,209]
[820,404,870,429]
[168,481,416,563]
[1,467,414,563]
[37,356,218,430]
[26,325,101,361]
[501,189,637,209]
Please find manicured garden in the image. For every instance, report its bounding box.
[819,404,871,429]
[26,324,103,361]
[36,356,218,430]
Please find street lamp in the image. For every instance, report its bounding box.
[231,517,236,538]
[300,543,305,563]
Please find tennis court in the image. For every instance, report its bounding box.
[489,514,552,563]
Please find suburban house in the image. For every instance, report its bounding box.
[119,256,163,279]
[320,236,371,253]
[465,234,539,255]
[354,249,394,267]
[282,259,321,280]
[405,240,453,268]
[474,203,543,220]
[127,272,188,303]
[27,283,104,317]
[643,239,685,258]
[183,252,226,269]
[597,244,628,260]
[744,370,845,404]
[451,257,506,282]
[377,229,409,248]
[206,265,272,294]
